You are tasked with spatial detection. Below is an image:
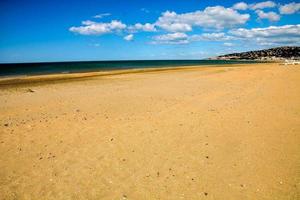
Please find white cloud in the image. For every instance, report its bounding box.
[230,24,300,38]
[233,1,277,11]
[229,24,300,45]
[158,22,192,32]
[191,32,235,41]
[223,42,234,47]
[155,6,250,31]
[279,2,300,14]
[124,34,134,41]
[128,23,156,32]
[256,10,280,21]
[69,20,126,35]
[250,1,277,10]
[93,13,111,19]
[254,37,300,46]
[155,11,192,32]
[152,32,189,44]
[152,32,236,44]
[232,2,248,10]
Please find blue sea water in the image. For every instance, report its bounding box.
[0,60,257,77]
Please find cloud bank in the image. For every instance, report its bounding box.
[69,1,299,47]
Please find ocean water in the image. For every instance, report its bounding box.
[0,60,257,77]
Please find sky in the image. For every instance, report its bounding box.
[0,0,299,63]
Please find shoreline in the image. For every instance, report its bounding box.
[0,63,260,87]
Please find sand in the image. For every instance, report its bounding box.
[0,63,299,199]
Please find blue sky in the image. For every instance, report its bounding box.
[0,0,299,63]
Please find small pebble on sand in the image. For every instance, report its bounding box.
[27,89,35,93]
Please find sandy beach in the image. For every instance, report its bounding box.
[0,63,299,199]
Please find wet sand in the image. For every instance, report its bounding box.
[0,63,299,199]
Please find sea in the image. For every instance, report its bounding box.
[0,60,257,77]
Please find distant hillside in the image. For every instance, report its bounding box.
[216,46,300,60]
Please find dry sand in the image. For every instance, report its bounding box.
[0,63,299,199]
